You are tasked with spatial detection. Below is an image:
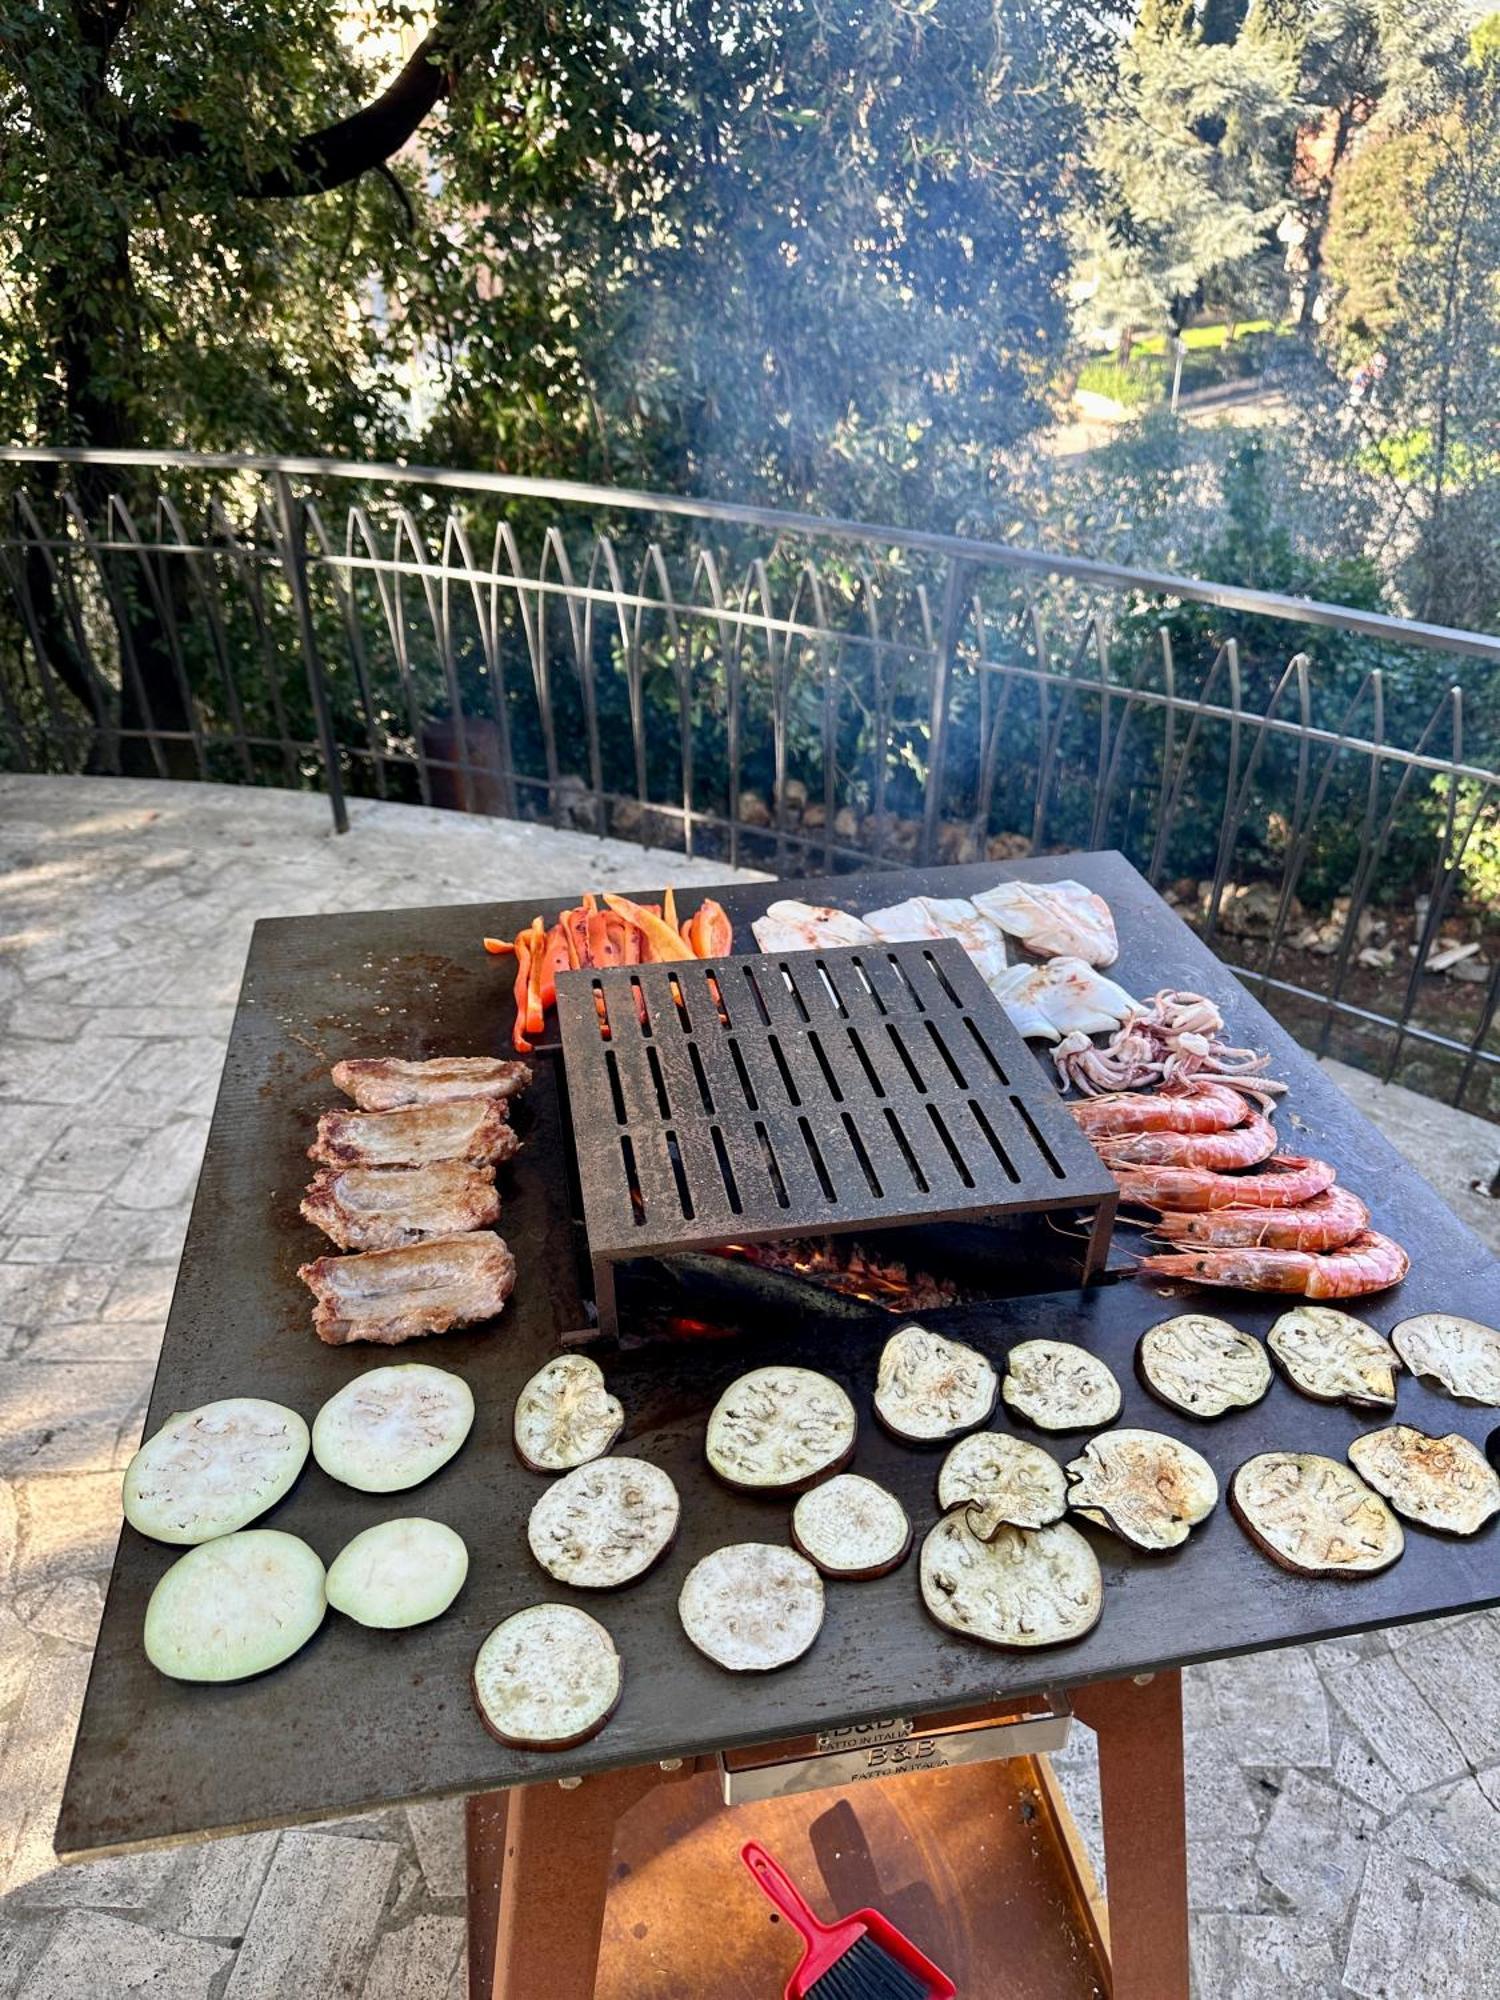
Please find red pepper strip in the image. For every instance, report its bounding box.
[663,886,679,935]
[483,936,515,956]
[601,893,695,962]
[686,899,734,958]
[537,922,572,1011]
[561,907,591,968]
[524,918,547,1035]
[587,911,625,967]
[511,933,534,1054]
[623,914,642,964]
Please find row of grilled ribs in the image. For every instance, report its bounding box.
[296,1057,531,1346]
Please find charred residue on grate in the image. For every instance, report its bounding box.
[555,940,1119,1341]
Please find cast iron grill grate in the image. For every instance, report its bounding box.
[555,940,1119,1341]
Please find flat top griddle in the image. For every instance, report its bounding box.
[59,853,1500,1859]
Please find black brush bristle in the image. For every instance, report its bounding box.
[805,1932,932,2000]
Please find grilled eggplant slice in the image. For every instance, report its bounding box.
[527,1458,679,1590]
[791,1475,912,1579]
[1065,1428,1218,1552]
[513,1355,624,1473]
[920,1510,1102,1649]
[1391,1314,1500,1407]
[123,1398,308,1545]
[1230,1451,1404,1576]
[1267,1307,1398,1412]
[937,1433,1067,1535]
[326,1518,469,1628]
[705,1366,856,1493]
[873,1325,998,1443]
[1137,1315,1271,1419]
[144,1530,326,1682]
[472,1604,622,1749]
[312,1364,474,1493]
[1002,1340,1122,1433]
[1348,1426,1500,1537]
[678,1544,825,1671]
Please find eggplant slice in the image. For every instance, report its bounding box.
[326,1518,469,1628]
[1137,1315,1271,1420]
[705,1367,856,1493]
[1065,1428,1218,1552]
[527,1458,680,1590]
[1230,1452,1404,1576]
[1002,1340,1122,1433]
[1267,1307,1399,1412]
[920,1511,1102,1649]
[873,1325,998,1443]
[791,1475,912,1579]
[312,1364,475,1493]
[937,1433,1067,1536]
[472,1604,622,1749]
[123,1397,309,1545]
[144,1530,326,1682]
[1348,1426,1500,1537]
[1391,1314,1500,1407]
[678,1544,825,1671]
[513,1355,624,1473]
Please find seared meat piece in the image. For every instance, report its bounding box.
[299,1232,517,1345]
[331,1055,532,1111]
[301,1162,500,1252]
[309,1099,519,1170]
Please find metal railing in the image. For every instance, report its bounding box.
[3,445,1499,1120]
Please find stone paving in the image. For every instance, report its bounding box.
[2,772,1499,2000]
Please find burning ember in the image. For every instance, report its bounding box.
[719,1238,968,1313]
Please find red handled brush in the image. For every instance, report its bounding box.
[741,1840,956,2000]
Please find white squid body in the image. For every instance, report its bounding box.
[989,958,1138,1043]
[972,879,1119,968]
[863,895,1010,992]
[751,901,877,953]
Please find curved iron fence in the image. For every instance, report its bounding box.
[2,445,1499,1121]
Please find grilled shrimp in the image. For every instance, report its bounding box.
[1138,1229,1409,1298]
[1150,1186,1370,1252]
[1112,1155,1338,1212]
[1094,1109,1277,1173]
[1069,1082,1249,1137]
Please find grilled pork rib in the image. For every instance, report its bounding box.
[331,1056,532,1111]
[298,1231,517,1345]
[300,1162,501,1252]
[308,1099,519,1170]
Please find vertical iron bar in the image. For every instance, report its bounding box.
[272,471,348,834]
[921,559,969,865]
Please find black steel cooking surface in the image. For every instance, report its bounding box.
[58,854,1500,1859]
[556,940,1117,1338]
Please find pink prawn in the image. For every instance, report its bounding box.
[1148,1185,1371,1252]
[1094,1109,1278,1173]
[1138,1228,1409,1298]
[1068,1081,1249,1137]
[1111,1155,1338,1212]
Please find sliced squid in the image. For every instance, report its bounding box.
[987,958,1137,1043]
[972,879,1119,967]
[144,1530,326,1682]
[750,902,876,953]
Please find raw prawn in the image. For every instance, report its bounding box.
[1138,1229,1409,1298]
[1112,1155,1338,1212]
[1069,1082,1249,1138]
[1149,1186,1371,1252]
[1093,1109,1278,1173]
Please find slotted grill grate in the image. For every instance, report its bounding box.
[555,940,1118,1339]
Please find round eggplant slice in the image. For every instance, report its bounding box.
[1267,1307,1398,1412]
[1065,1428,1218,1552]
[312,1364,474,1493]
[1230,1452,1404,1576]
[1348,1426,1500,1537]
[526,1457,679,1590]
[705,1367,856,1493]
[791,1475,912,1579]
[1391,1314,1500,1407]
[472,1604,622,1750]
[873,1325,998,1444]
[937,1433,1067,1536]
[1137,1315,1271,1420]
[144,1530,326,1682]
[678,1543,825,1671]
[123,1397,309,1545]
[513,1355,624,1473]
[920,1511,1102,1650]
[326,1518,469,1628]
[1001,1341,1122,1434]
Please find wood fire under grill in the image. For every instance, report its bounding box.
[554,939,1120,1343]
